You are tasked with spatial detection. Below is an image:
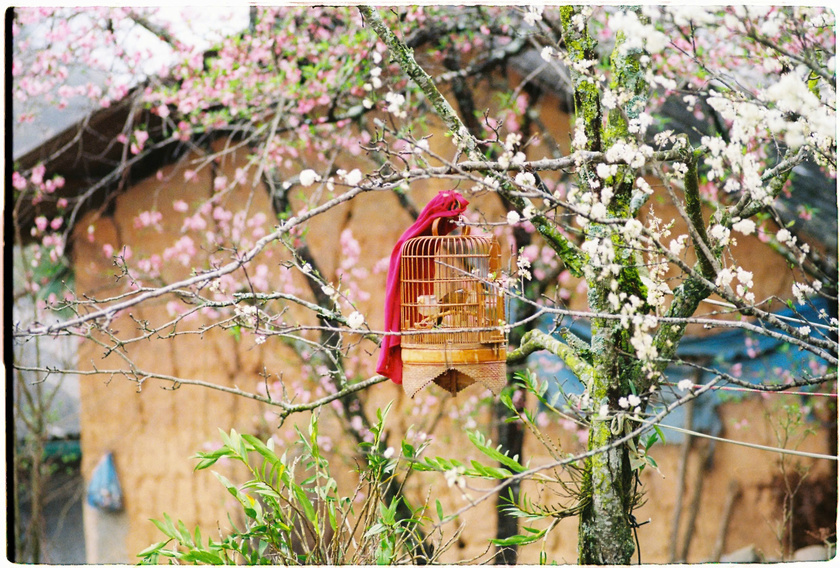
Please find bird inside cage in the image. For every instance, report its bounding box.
[400,219,507,397]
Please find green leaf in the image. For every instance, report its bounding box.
[365,522,388,537]
[436,499,444,522]
[491,531,544,546]
[136,539,170,559]
[653,424,665,444]
[242,434,282,467]
[327,500,338,531]
[468,431,526,473]
[293,484,317,524]
[244,480,282,501]
[150,513,179,540]
[194,526,203,550]
[470,460,512,479]
[401,440,416,459]
[180,549,225,564]
[176,518,194,546]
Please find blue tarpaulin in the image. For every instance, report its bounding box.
[528,298,833,443]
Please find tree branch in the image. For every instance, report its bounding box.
[359,5,585,277]
[507,329,593,380]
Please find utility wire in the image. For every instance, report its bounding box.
[664,382,837,398]
[629,416,838,461]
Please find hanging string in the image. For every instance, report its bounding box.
[663,382,837,398]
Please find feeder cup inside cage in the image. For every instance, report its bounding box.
[400,220,507,396]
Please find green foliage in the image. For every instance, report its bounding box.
[139,407,433,565]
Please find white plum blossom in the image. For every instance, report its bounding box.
[385,91,407,118]
[619,397,630,409]
[234,304,258,323]
[523,5,543,26]
[522,204,536,220]
[596,163,618,179]
[605,140,649,168]
[589,202,607,221]
[514,171,536,187]
[504,132,521,151]
[735,267,754,288]
[476,175,500,193]
[600,185,614,206]
[511,151,527,167]
[540,46,554,61]
[444,466,467,488]
[654,130,676,146]
[517,256,532,280]
[677,379,693,392]
[792,281,814,303]
[627,394,641,407]
[776,228,795,246]
[715,268,734,287]
[347,311,365,329]
[609,10,669,54]
[598,404,609,418]
[635,177,653,195]
[498,152,511,170]
[343,168,363,186]
[506,210,521,225]
[623,219,644,239]
[732,218,756,235]
[628,113,653,135]
[630,330,658,361]
[572,119,588,151]
[321,284,339,300]
[299,169,321,187]
[669,235,688,256]
[709,224,730,246]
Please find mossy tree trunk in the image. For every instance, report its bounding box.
[558,6,647,563]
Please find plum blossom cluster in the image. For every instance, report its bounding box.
[607,10,669,55]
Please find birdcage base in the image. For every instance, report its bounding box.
[402,361,506,397]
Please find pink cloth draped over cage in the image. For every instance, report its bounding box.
[376,191,469,384]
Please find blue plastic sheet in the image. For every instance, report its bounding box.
[86,452,124,511]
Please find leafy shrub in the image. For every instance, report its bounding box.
[139,405,434,565]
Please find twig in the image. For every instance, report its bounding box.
[712,480,741,561]
[678,439,714,561]
[669,384,696,561]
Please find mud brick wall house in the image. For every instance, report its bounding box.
[12,11,837,564]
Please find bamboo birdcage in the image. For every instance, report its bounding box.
[400,220,507,397]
